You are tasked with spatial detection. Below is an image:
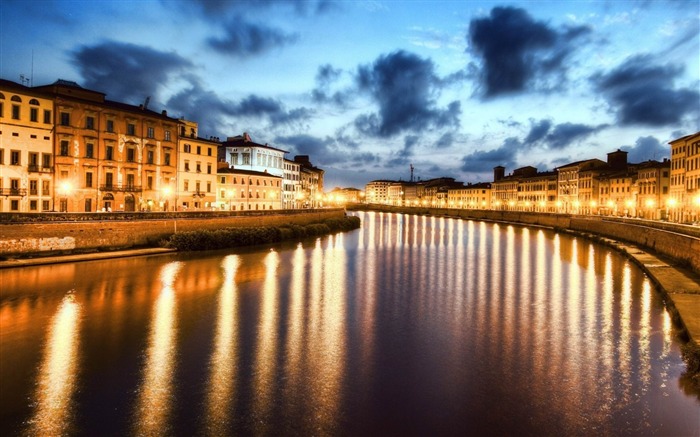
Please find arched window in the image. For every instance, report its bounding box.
[0,93,5,99]
[11,95,22,102]
[29,99,39,105]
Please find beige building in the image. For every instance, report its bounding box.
[176,120,218,210]
[283,158,302,209]
[669,132,700,223]
[32,79,179,212]
[217,165,282,211]
[635,159,671,220]
[447,182,491,209]
[0,79,55,212]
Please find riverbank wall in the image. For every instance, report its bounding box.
[0,208,345,258]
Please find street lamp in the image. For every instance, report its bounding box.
[162,186,172,211]
[59,181,72,212]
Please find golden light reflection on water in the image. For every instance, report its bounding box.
[252,250,280,433]
[26,293,81,437]
[133,261,182,437]
[204,255,239,435]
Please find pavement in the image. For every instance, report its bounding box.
[0,247,177,269]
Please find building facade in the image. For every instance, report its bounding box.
[176,120,218,210]
[0,80,55,212]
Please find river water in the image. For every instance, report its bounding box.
[1,211,698,436]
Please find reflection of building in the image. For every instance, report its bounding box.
[0,79,55,212]
[32,80,179,212]
[176,120,218,210]
[670,132,700,223]
[216,163,282,211]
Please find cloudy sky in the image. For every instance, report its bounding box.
[1,0,698,188]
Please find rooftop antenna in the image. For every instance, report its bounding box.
[143,96,151,110]
[410,164,415,182]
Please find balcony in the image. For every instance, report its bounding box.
[1,188,27,197]
[99,184,142,192]
[28,165,54,174]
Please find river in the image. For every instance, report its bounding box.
[1,211,698,435]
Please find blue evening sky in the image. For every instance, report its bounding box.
[1,0,698,188]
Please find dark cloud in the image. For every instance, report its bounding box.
[311,64,352,106]
[523,119,552,146]
[460,137,520,173]
[166,81,313,136]
[387,135,419,167]
[354,50,461,137]
[468,6,590,97]
[188,0,336,17]
[544,122,603,149]
[593,55,700,126]
[435,132,454,149]
[622,136,669,162]
[276,133,378,166]
[71,41,192,105]
[207,18,298,57]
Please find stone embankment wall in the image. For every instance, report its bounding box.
[0,209,344,258]
[351,205,700,274]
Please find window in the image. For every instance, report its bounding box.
[86,172,93,188]
[11,150,20,165]
[86,116,95,129]
[105,173,113,188]
[12,105,20,120]
[147,127,154,138]
[60,112,70,126]
[208,147,212,156]
[126,174,135,188]
[164,151,171,166]
[30,107,38,122]
[60,140,69,156]
[86,143,94,158]
[242,153,250,165]
[165,130,171,141]
[196,162,201,173]
[42,153,51,169]
[10,178,20,195]
[44,109,51,124]
[196,145,201,155]
[127,148,135,162]
[0,149,3,164]
[184,144,191,153]
[29,180,38,195]
[29,152,38,167]
[106,119,114,132]
[42,180,50,195]
[106,145,114,160]
[184,160,190,171]
[147,150,154,164]
[127,123,136,135]
[184,180,189,191]
[207,163,212,174]
[85,199,92,212]
[220,176,226,184]
[207,182,211,192]
[11,200,19,211]
[147,176,153,190]
[196,181,201,192]
[42,200,50,211]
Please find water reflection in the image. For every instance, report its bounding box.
[26,292,81,436]
[133,262,182,437]
[204,255,239,435]
[2,211,698,436]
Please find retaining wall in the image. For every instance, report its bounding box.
[0,209,344,257]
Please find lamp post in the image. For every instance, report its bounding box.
[162,186,172,212]
[59,181,72,212]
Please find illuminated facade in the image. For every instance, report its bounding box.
[216,165,282,211]
[32,80,179,212]
[447,183,492,209]
[283,158,302,209]
[176,120,218,211]
[0,79,54,212]
[670,132,700,223]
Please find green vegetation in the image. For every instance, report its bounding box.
[165,216,361,251]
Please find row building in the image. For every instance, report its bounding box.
[0,78,324,213]
[366,133,700,224]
